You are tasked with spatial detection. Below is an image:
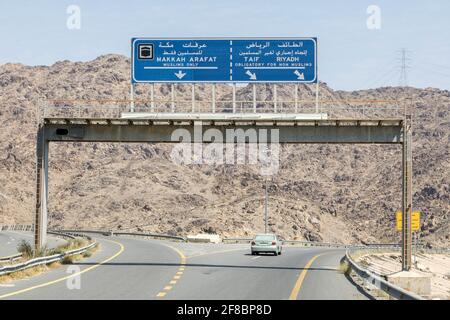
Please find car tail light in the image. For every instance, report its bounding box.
[251,241,256,245]
[272,241,276,245]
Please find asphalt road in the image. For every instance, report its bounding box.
[0,235,370,300]
[0,231,67,258]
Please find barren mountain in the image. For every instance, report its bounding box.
[0,54,448,246]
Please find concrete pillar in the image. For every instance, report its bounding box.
[402,117,413,271]
[34,127,48,250]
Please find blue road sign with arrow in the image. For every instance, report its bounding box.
[131,38,317,83]
[231,39,316,82]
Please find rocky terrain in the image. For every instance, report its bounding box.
[0,54,448,246]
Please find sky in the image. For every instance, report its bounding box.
[0,0,449,90]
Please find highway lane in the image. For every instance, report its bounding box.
[0,235,182,299]
[0,235,369,300]
[163,245,369,300]
[0,231,67,258]
[297,250,370,300]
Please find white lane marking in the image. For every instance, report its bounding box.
[251,256,262,260]
[316,266,340,271]
[0,284,15,288]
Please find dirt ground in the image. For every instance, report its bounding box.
[358,252,450,300]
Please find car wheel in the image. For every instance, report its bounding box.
[278,250,282,255]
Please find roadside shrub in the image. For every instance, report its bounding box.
[61,255,74,265]
[17,240,33,259]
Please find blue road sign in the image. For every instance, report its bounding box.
[132,38,230,82]
[231,39,316,82]
[132,38,317,83]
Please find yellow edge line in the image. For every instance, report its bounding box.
[289,253,323,300]
[153,242,187,299]
[159,243,186,265]
[0,238,125,300]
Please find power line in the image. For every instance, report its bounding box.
[412,65,450,78]
[366,64,399,89]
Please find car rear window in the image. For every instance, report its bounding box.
[255,235,275,241]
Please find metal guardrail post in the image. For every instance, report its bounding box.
[171,84,175,112]
[273,84,277,113]
[232,83,236,113]
[130,83,135,112]
[191,84,195,112]
[212,84,216,113]
[150,83,155,112]
[294,84,298,113]
[253,84,257,113]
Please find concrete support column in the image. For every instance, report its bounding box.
[402,116,413,271]
[35,127,48,250]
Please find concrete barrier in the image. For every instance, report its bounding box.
[187,234,221,244]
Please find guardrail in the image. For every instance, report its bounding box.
[222,238,253,244]
[282,240,349,248]
[344,247,425,300]
[40,97,403,121]
[0,225,33,262]
[56,229,186,242]
[0,224,34,232]
[223,237,349,248]
[0,235,97,277]
[0,253,22,263]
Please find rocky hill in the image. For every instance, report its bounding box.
[0,54,448,246]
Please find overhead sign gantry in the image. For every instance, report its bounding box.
[33,36,414,273]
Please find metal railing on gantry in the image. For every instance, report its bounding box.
[37,85,405,122]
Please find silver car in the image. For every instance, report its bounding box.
[251,234,282,256]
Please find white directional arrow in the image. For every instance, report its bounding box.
[294,70,305,80]
[246,70,257,80]
[174,70,186,79]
